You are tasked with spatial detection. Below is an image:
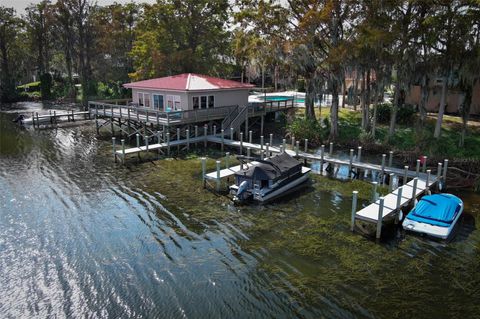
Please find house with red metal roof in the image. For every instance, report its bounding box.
[123,73,254,111]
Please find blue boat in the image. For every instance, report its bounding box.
[402,194,464,240]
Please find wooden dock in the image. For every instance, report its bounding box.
[25,110,90,126]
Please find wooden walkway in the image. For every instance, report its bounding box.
[24,111,90,125]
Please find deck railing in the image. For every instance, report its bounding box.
[88,98,294,126]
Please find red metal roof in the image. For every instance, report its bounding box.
[123,73,254,91]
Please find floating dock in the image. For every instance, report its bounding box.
[24,110,91,126]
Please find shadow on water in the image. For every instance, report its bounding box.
[1,102,480,318]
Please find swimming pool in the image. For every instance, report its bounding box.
[263,95,305,103]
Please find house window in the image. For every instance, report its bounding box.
[193,96,199,109]
[166,95,181,111]
[201,96,207,109]
[153,94,164,110]
[144,93,151,107]
[138,92,144,106]
[208,95,215,108]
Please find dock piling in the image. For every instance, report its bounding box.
[186,129,190,151]
[230,127,234,141]
[416,159,421,177]
[412,177,418,201]
[305,139,308,153]
[213,125,217,137]
[177,128,180,153]
[226,152,230,169]
[320,145,325,173]
[136,134,140,159]
[261,135,264,150]
[167,132,170,156]
[204,125,208,149]
[376,197,385,240]
[282,139,286,152]
[216,161,221,191]
[357,146,362,162]
[247,147,251,158]
[201,157,206,186]
[426,169,431,189]
[388,173,394,192]
[351,191,358,231]
[422,156,427,172]
[145,135,149,152]
[329,142,333,155]
[388,151,393,167]
[396,186,403,209]
[371,181,378,202]
[112,137,117,162]
[269,134,273,147]
[240,132,244,155]
[291,136,295,149]
[403,166,409,185]
[348,149,354,177]
[221,129,224,151]
[249,130,252,144]
[443,159,449,188]
[266,143,270,157]
[295,141,299,157]
[121,139,125,163]
[436,163,443,190]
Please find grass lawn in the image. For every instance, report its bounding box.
[292,107,480,159]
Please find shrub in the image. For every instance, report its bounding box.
[287,117,326,146]
[375,103,416,125]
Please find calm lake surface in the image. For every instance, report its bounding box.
[1,102,479,318]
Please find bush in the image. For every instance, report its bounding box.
[287,117,326,146]
[375,103,416,125]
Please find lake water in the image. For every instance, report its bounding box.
[1,102,479,318]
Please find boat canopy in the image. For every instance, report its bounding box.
[236,153,302,181]
[407,194,463,227]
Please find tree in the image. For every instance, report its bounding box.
[0,6,23,102]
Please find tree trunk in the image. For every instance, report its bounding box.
[330,77,339,139]
[419,74,429,128]
[341,76,346,108]
[434,76,448,138]
[305,77,316,120]
[459,84,472,147]
[353,70,360,111]
[360,70,366,128]
[364,69,371,129]
[388,77,401,137]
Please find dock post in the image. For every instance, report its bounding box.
[295,141,299,157]
[320,145,325,173]
[388,151,393,167]
[216,161,221,191]
[266,143,270,157]
[416,159,421,177]
[436,163,443,190]
[348,149,354,177]
[357,146,362,162]
[157,131,161,157]
[204,125,208,149]
[261,135,264,150]
[279,145,284,154]
[121,139,125,164]
[240,132,243,155]
[176,128,180,153]
[186,129,190,151]
[269,133,273,147]
[282,139,286,152]
[351,191,358,231]
[247,147,251,158]
[213,125,217,137]
[403,166,408,185]
[260,115,264,136]
[112,137,117,162]
[226,152,230,169]
[329,142,333,155]
[145,135,149,153]
[380,154,386,184]
[442,159,449,188]
[249,130,252,144]
[389,173,394,192]
[371,181,378,202]
[71,109,75,122]
[426,169,431,190]
[221,129,224,151]
[395,185,404,223]
[304,139,308,153]
[291,136,295,149]
[396,185,403,209]
[376,197,385,240]
[422,156,427,172]
[261,150,265,160]
[412,177,418,201]
[201,157,206,187]
[230,127,234,141]
[195,125,198,146]
[166,132,170,156]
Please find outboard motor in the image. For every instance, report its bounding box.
[234,180,249,202]
[12,114,25,124]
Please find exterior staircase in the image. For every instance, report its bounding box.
[221,105,248,136]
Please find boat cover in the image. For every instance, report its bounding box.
[406,194,462,227]
[236,153,302,181]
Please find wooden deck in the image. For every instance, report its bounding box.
[89,99,294,127]
[24,111,90,125]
